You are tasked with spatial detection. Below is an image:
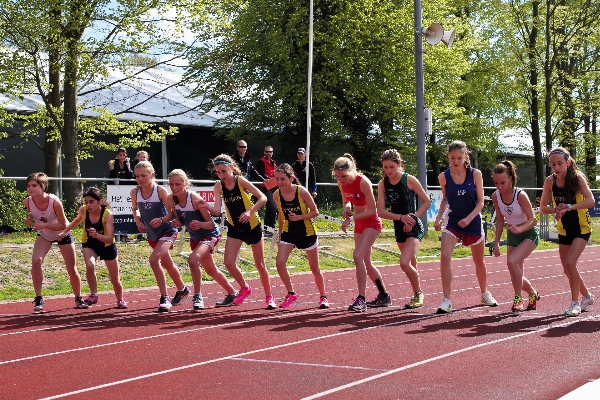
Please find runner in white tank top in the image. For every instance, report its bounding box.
[24,172,86,312]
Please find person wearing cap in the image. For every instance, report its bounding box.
[292,148,317,198]
[255,145,278,232]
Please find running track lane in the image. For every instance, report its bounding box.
[0,247,599,399]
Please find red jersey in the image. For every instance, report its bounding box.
[341,174,368,206]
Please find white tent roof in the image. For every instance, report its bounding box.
[0,67,224,128]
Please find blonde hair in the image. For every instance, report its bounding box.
[168,169,191,189]
[332,153,357,178]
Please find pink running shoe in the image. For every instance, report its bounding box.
[233,286,253,305]
[85,294,99,306]
[116,299,129,309]
[319,296,330,309]
[266,295,277,310]
[280,293,299,309]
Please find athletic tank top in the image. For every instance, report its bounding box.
[341,174,368,206]
[275,186,316,236]
[174,190,219,241]
[495,188,528,225]
[136,185,176,241]
[444,168,483,235]
[551,176,591,236]
[82,206,112,247]
[28,194,64,241]
[384,173,417,230]
[219,176,260,230]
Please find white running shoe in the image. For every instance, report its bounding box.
[581,293,594,312]
[565,301,581,317]
[436,298,453,314]
[481,291,498,306]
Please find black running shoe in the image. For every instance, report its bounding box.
[33,296,44,312]
[216,293,237,307]
[366,294,392,307]
[171,286,190,306]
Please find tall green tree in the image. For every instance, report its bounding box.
[0,0,197,206]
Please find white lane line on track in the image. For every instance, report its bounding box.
[38,312,447,399]
[301,313,600,399]
[229,357,390,372]
[39,310,600,399]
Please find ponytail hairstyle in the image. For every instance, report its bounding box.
[447,140,471,169]
[380,149,404,180]
[26,172,49,192]
[275,163,299,185]
[548,147,587,200]
[332,153,358,178]
[168,169,192,205]
[82,187,110,209]
[492,160,518,188]
[210,153,241,177]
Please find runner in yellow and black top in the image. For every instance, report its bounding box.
[58,187,127,309]
[273,163,328,309]
[197,153,276,309]
[540,147,595,317]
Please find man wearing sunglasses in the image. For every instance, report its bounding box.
[231,140,266,183]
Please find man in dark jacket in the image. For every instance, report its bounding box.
[231,140,265,182]
[291,147,317,198]
[255,145,278,232]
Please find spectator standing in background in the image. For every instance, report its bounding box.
[292,148,317,198]
[231,140,266,182]
[130,150,149,170]
[255,145,278,233]
[108,148,134,183]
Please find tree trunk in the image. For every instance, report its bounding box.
[62,41,82,211]
[531,0,545,193]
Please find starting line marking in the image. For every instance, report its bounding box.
[229,357,389,372]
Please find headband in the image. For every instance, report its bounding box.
[214,160,231,166]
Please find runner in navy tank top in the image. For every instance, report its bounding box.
[434,141,498,314]
[132,161,189,313]
[165,169,238,310]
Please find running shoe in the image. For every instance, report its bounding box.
[233,286,253,305]
[216,292,237,307]
[319,296,330,309]
[481,291,498,307]
[32,296,44,312]
[280,293,299,309]
[158,295,172,312]
[75,297,90,309]
[581,293,595,312]
[192,293,204,310]
[527,292,540,310]
[436,298,453,314]
[116,299,128,309]
[84,294,99,306]
[266,295,277,310]
[171,286,190,306]
[511,295,525,313]
[366,293,392,307]
[565,301,581,317]
[349,297,367,313]
[405,291,424,309]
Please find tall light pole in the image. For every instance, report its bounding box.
[413,6,455,235]
[414,0,428,234]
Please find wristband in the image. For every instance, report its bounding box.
[348,215,354,221]
[160,217,164,224]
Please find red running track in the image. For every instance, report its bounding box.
[1,247,600,399]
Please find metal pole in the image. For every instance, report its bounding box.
[414,0,428,234]
[305,0,313,188]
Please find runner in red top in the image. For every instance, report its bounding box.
[333,154,388,312]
